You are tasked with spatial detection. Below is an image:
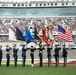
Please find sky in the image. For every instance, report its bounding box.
[0,0,74,2]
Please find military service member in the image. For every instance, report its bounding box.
[62,45,68,67]
[13,45,19,67]
[6,45,11,67]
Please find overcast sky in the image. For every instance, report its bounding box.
[0,0,74,2]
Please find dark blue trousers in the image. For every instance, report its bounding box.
[0,55,2,66]
[48,56,51,67]
[55,57,59,67]
[63,57,67,67]
[22,56,26,67]
[13,55,18,67]
[39,55,43,67]
[6,54,10,67]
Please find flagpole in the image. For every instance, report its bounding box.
[64,39,65,45]
[59,38,62,48]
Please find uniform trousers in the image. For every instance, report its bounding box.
[13,54,18,67]
[6,54,10,67]
[55,56,59,67]
[30,53,34,65]
[0,55,2,66]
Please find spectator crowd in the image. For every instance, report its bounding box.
[0,17,76,42]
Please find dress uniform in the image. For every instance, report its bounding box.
[13,45,19,67]
[39,45,44,67]
[30,46,35,67]
[47,45,52,67]
[6,45,11,67]
[22,45,27,67]
[0,45,3,66]
[62,45,68,67]
[54,45,61,67]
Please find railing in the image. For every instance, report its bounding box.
[0,1,76,8]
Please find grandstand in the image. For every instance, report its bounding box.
[0,0,76,60]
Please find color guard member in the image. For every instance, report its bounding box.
[13,45,19,67]
[22,45,27,67]
[54,45,61,67]
[47,45,52,67]
[39,45,44,67]
[30,46,35,67]
[6,45,11,67]
[62,45,68,67]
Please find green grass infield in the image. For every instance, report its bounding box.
[0,65,76,75]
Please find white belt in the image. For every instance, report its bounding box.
[39,51,42,53]
[31,52,34,54]
[7,52,10,54]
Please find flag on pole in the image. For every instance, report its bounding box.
[16,27,25,41]
[9,26,16,41]
[34,26,41,45]
[48,30,55,46]
[34,27,41,40]
[58,26,73,42]
[49,30,54,40]
[25,28,34,42]
[64,30,73,42]
[42,26,49,45]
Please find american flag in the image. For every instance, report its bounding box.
[58,26,73,42]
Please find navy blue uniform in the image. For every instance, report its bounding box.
[62,48,68,67]
[13,48,18,67]
[54,47,61,67]
[39,47,44,67]
[0,49,2,66]
[22,46,27,67]
[6,47,11,67]
[47,47,52,67]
